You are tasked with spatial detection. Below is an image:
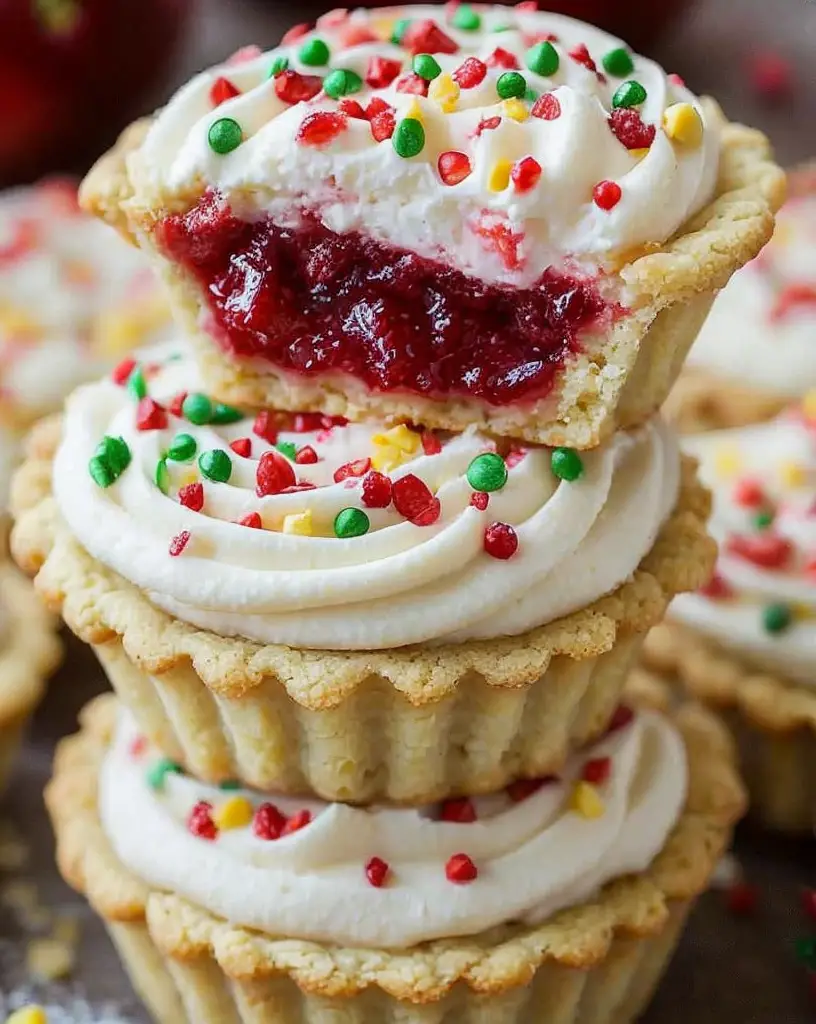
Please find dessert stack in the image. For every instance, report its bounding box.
[10,5,784,1022]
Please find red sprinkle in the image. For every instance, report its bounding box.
[770,283,816,322]
[733,478,766,508]
[210,76,240,107]
[169,531,191,557]
[511,156,542,193]
[726,533,792,570]
[366,96,392,119]
[593,180,622,210]
[370,110,397,142]
[168,392,187,418]
[608,108,656,150]
[474,115,502,136]
[366,55,402,89]
[801,889,816,922]
[339,98,367,120]
[274,69,323,105]
[532,93,561,120]
[112,357,137,386]
[507,776,557,802]
[582,757,611,785]
[334,458,371,483]
[365,856,390,888]
[128,735,147,759]
[256,451,297,496]
[238,511,263,529]
[421,431,442,455]
[606,705,635,734]
[135,397,168,432]
[748,52,793,100]
[470,491,489,510]
[295,444,319,464]
[227,45,262,65]
[281,809,313,836]
[392,474,441,526]
[396,73,429,96]
[438,150,472,186]
[486,46,519,69]
[338,23,378,47]
[362,471,393,508]
[440,798,477,823]
[453,56,487,88]
[253,802,287,840]
[484,522,518,559]
[445,853,478,884]
[187,801,218,840]
[402,19,459,56]
[515,1,538,10]
[230,437,252,458]
[297,111,347,147]
[725,882,759,916]
[178,483,204,512]
[253,411,279,444]
[505,448,527,468]
[569,42,599,75]
[281,22,310,44]
[699,572,734,600]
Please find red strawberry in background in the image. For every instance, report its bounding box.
[0,0,190,186]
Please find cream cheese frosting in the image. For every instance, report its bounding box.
[670,404,816,686]
[129,4,720,287]
[99,706,687,948]
[53,344,681,650]
[687,189,816,396]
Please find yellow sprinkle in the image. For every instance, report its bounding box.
[5,1008,48,1024]
[801,389,816,421]
[213,796,254,831]
[502,98,529,122]
[628,146,650,159]
[570,781,605,820]
[404,98,424,123]
[90,297,168,356]
[0,304,41,338]
[282,509,314,536]
[372,424,421,454]
[429,72,460,113]
[713,446,741,478]
[663,102,704,148]
[488,159,513,193]
[780,460,807,488]
[371,445,404,472]
[179,468,199,487]
[791,603,812,621]
[370,16,395,39]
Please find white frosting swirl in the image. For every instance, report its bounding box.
[688,192,816,396]
[130,5,719,286]
[671,410,816,686]
[53,344,680,650]
[100,707,687,948]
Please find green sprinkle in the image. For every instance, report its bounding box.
[155,457,170,495]
[199,448,232,483]
[97,436,131,476]
[211,402,245,425]
[452,4,481,29]
[391,17,411,44]
[526,41,559,77]
[218,779,242,791]
[166,433,197,462]
[127,365,147,401]
[208,117,243,155]
[275,440,297,461]
[334,507,370,538]
[323,67,363,99]
[393,117,425,158]
[602,47,634,77]
[182,393,214,425]
[753,510,774,531]
[269,54,289,77]
[496,71,527,100]
[146,757,183,791]
[762,602,792,634]
[299,37,330,66]
[413,53,442,81]
[89,456,115,488]
[466,453,508,493]
[524,86,539,102]
[612,80,647,109]
[551,448,584,482]
[493,24,513,32]
[795,937,816,968]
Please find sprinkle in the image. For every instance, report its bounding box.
[727,533,792,569]
[146,757,183,791]
[188,801,218,841]
[602,47,634,77]
[413,53,442,81]
[568,42,598,74]
[503,98,529,122]
[474,115,502,135]
[323,68,363,99]
[445,852,478,883]
[89,435,131,488]
[748,51,793,100]
[334,458,371,482]
[214,796,254,831]
[802,890,816,921]
[297,110,347,146]
[392,474,440,525]
[334,507,370,538]
[714,446,741,477]
[210,75,240,106]
[135,397,167,432]
[268,55,289,77]
[795,937,816,968]
[421,431,442,455]
[298,37,330,66]
[725,882,759,916]
[470,491,489,510]
[274,69,323,104]
[483,522,518,559]
[338,22,377,46]
[762,602,792,634]
[496,71,526,100]
[253,411,280,444]
[253,802,286,840]
[230,437,252,458]
[370,109,397,141]
[570,781,605,818]
[451,4,480,30]
[199,449,232,483]
[365,856,391,887]
[526,40,559,76]
[366,56,402,88]
[486,46,519,69]
[699,572,734,600]
[438,150,472,185]
[219,779,242,790]
[374,424,421,454]
[581,757,611,785]
[428,72,460,111]
[5,1008,48,1024]
[339,98,367,119]
[551,447,584,481]
[753,510,774,531]
[733,478,765,507]
[371,445,402,472]
[532,92,561,119]
[256,451,297,495]
[440,798,477,823]
[663,102,704,147]
[169,530,191,557]
[283,510,314,536]
[593,180,622,210]
[488,159,513,192]
[208,117,243,154]
[780,460,808,487]
[393,117,425,158]
[512,155,542,192]
[274,440,297,461]
[112,357,137,385]
[281,22,310,44]
[402,19,458,57]
[183,393,214,425]
[211,402,244,425]
[129,735,148,759]
[466,452,508,492]
[452,56,487,88]
[613,80,647,109]
[608,108,655,149]
[127,364,147,400]
[178,482,204,512]
[362,471,393,508]
[168,392,187,417]
[281,809,313,836]
[238,511,263,529]
[155,457,170,495]
[295,444,318,464]
[607,704,635,733]
[507,777,557,802]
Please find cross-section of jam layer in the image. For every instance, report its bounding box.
[156,189,612,406]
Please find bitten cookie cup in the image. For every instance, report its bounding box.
[80,6,784,449]
[10,342,714,803]
[666,163,816,434]
[0,563,61,794]
[47,695,745,1024]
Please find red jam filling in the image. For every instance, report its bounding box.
[156,190,610,406]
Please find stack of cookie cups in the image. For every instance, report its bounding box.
[11,5,783,1022]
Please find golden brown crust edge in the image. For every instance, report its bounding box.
[47,693,745,1003]
[663,365,790,434]
[10,414,715,709]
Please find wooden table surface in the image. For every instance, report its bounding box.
[2,0,815,1020]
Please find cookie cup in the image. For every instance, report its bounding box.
[12,417,715,804]
[640,622,816,834]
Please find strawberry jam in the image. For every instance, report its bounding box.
[156,190,610,406]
